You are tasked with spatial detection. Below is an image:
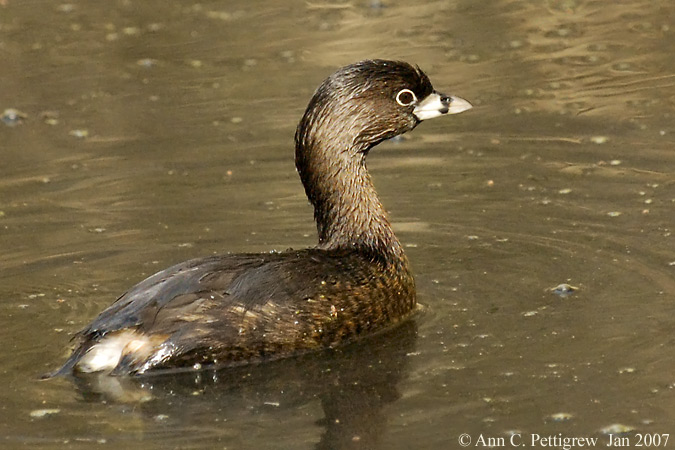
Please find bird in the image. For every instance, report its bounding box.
[50,59,472,376]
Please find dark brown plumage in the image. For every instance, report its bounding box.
[51,59,471,376]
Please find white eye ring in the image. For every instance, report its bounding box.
[396,89,417,107]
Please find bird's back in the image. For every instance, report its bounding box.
[56,248,415,375]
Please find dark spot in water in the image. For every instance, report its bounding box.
[549,283,579,298]
[2,109,27,127]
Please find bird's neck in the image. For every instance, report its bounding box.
[295,139,405,263]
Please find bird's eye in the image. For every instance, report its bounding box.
[395,89,417,107]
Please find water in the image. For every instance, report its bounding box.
[1,0,673,448]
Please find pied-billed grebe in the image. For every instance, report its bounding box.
[52,60,472,376]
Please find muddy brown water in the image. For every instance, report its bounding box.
[1,0,674,448]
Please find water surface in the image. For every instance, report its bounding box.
[1,0,674,448]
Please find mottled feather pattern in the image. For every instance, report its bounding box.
[60,249,414,373]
